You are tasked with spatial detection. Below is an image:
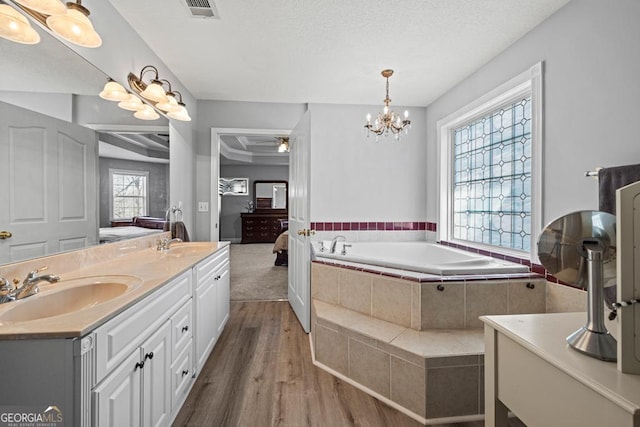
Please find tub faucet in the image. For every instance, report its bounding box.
[330,235,346,254]
[0,267,60,303]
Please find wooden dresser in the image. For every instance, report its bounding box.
[241,211,287,243]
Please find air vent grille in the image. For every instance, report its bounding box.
[184,0,219,18]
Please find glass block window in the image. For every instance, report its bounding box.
[452,97,532,252]
[111,170,149,220]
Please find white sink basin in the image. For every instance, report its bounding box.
[164,242,212,257]
[0,275,142,322]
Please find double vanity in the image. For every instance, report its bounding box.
[0,234,230,426]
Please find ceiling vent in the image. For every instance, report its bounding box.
[184,0,219,18]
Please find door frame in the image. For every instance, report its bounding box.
[209,128,292,242]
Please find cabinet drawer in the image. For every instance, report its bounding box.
[171,299,193,362]
[95,271,191,384]
[195,247,229,286]
[171,342,193,413]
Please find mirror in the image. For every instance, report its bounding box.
[254,180,288,211]
[0,16,170,265]
[219,177,249,196]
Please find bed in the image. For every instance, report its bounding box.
[272,219,289,266]
[99,216,168,243]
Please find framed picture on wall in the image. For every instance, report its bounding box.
[219,177,249,196]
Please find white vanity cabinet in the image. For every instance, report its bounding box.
[0,243,231,427]
[194,246,230,373]
[93,270,191,427]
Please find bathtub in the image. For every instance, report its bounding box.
[312,241,529,276]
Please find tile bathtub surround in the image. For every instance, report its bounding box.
[439,240,582,289]
[311,263,547,331]
[312,300,486,422]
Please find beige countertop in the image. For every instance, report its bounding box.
[0,241,229,340]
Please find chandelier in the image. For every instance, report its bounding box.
[364,69,411,141]
[277,137,290,153]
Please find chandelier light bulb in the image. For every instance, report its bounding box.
[0,5,40,44]
[404,110,409,119]
[155,93,181,112]
[140,80,169,104]
[167,104,191,122]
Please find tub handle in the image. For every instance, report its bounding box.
[341,244,352,256]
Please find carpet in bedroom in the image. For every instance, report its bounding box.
[230,243,288,301]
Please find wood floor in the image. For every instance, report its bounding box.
[172,301,425,426]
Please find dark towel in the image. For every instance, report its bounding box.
[598,164,640,214]
[172,221,190,242]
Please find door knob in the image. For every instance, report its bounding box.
[0,231,12,240]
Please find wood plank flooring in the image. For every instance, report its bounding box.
[172,301,424,426]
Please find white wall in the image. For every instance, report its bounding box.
[194,100,306,240]
[309,103,427,222]
[0,92,72,122]
[425,0,640,230]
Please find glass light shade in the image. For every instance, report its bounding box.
[0,5,40,44]
[117,94,145,111]
[278,142,289,153]
[46,7,102,48]
[140,81,168,103]
[155,93,180,112]
[99,80,129,102]
[134,105,160,121]
[14,0,66,16]
[167,105,191,122]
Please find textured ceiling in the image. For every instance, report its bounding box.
[109,0,570,106]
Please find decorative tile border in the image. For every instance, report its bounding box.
[311,221,437,232]
[439,240,578,288]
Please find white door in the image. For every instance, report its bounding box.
[0,101,98,264]
[288,111,312,332]
[209,128,220,241]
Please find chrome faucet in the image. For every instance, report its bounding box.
[330,235,346,254]
[156,237,183,251]
[0,267,60,303]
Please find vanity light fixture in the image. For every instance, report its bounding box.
[45,0,102,48]
[100,65,192,122]
[277,137,290,153]
[364,69,411,141]
[99,78,129,102]
[0,3,40,44]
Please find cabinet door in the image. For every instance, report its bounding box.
[93,350,142,427]
[216,264,230,337]
[195,275,218,372]
[142,321,172,427]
